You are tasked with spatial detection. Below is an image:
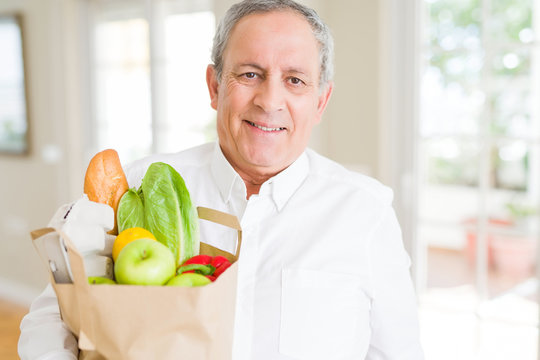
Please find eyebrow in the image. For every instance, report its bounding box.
[234,63,310,77]
[234,63,264,72]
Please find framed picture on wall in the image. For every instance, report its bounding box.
[0,14,29,155]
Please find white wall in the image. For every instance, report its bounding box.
[0,0,388,304]
[321,0,381,177]
[0,0,87,304]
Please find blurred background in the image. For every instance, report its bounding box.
[0,0,539,359]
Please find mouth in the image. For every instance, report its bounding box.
[245,121,286,132]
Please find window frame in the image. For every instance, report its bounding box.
[85,0,216,163]
[381,0,540,356]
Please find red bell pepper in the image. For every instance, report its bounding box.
[177,255,232,281]
[211,256,232,278]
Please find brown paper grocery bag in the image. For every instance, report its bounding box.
[31,207,242,360]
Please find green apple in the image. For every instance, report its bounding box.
[114,238,176,286]
[88,276,116,285]
[166,273,212,287]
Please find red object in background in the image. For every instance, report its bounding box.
[464,217,536,278]
[463,217,513,268]
[491,235,536,277]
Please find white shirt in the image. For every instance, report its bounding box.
[19,142,424,360]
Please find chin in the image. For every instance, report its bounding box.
[247,158,279,170]
[246,155,290,173]
[240,143,295,173]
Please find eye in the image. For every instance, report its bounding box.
[243,72,257,79]
[288,77,305,86]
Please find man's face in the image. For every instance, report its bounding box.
[207,10,332,179]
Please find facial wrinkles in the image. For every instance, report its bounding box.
[222,66,290,129]
[226,18,318,84]
[213,11,327,185]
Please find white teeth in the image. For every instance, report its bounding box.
[248,121,285,132]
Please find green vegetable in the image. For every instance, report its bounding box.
[117,188,145,232]
[117,162,200,265]
[176,263,215,276]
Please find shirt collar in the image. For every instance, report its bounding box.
[210,142,310,211]
[211,142,244,204]
[263,152,309,211]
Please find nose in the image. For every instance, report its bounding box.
[253,77,285,113]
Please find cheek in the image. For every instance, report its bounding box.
[289,97,321,130]
[216,91,248,136]
[220,84,251,115]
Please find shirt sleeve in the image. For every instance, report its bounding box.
[18,284,79,360]
[366,206,425,360]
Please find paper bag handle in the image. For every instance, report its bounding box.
[29,227,90,287]
[30,227,55,241]
[30,227,97,351]
[197,206,242,260]
[56,230,90,286]
[56,229,98,351]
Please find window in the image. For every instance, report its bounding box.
[88,0,216,164]
[417,0,540,358]
[0,15,28,154]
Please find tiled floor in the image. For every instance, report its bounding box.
[0,298,28,360]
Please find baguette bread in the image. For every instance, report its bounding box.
[84,149,129,235]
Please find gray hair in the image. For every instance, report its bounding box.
[211,0,334,88]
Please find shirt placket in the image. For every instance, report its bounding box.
[232,193,273,360]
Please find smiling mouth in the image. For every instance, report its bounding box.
[246,121,286,132]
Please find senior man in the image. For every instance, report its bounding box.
[19,0,424,359]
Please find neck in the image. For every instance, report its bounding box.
[244,180,263,199]
[218,146,281,199]
[236,167,274,199]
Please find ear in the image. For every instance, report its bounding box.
[314,81,334,123]
[206,64,219,110]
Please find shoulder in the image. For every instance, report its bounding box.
[123,142,214,188]
[305,148,394,207]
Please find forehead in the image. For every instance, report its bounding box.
[223,10,320,70]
